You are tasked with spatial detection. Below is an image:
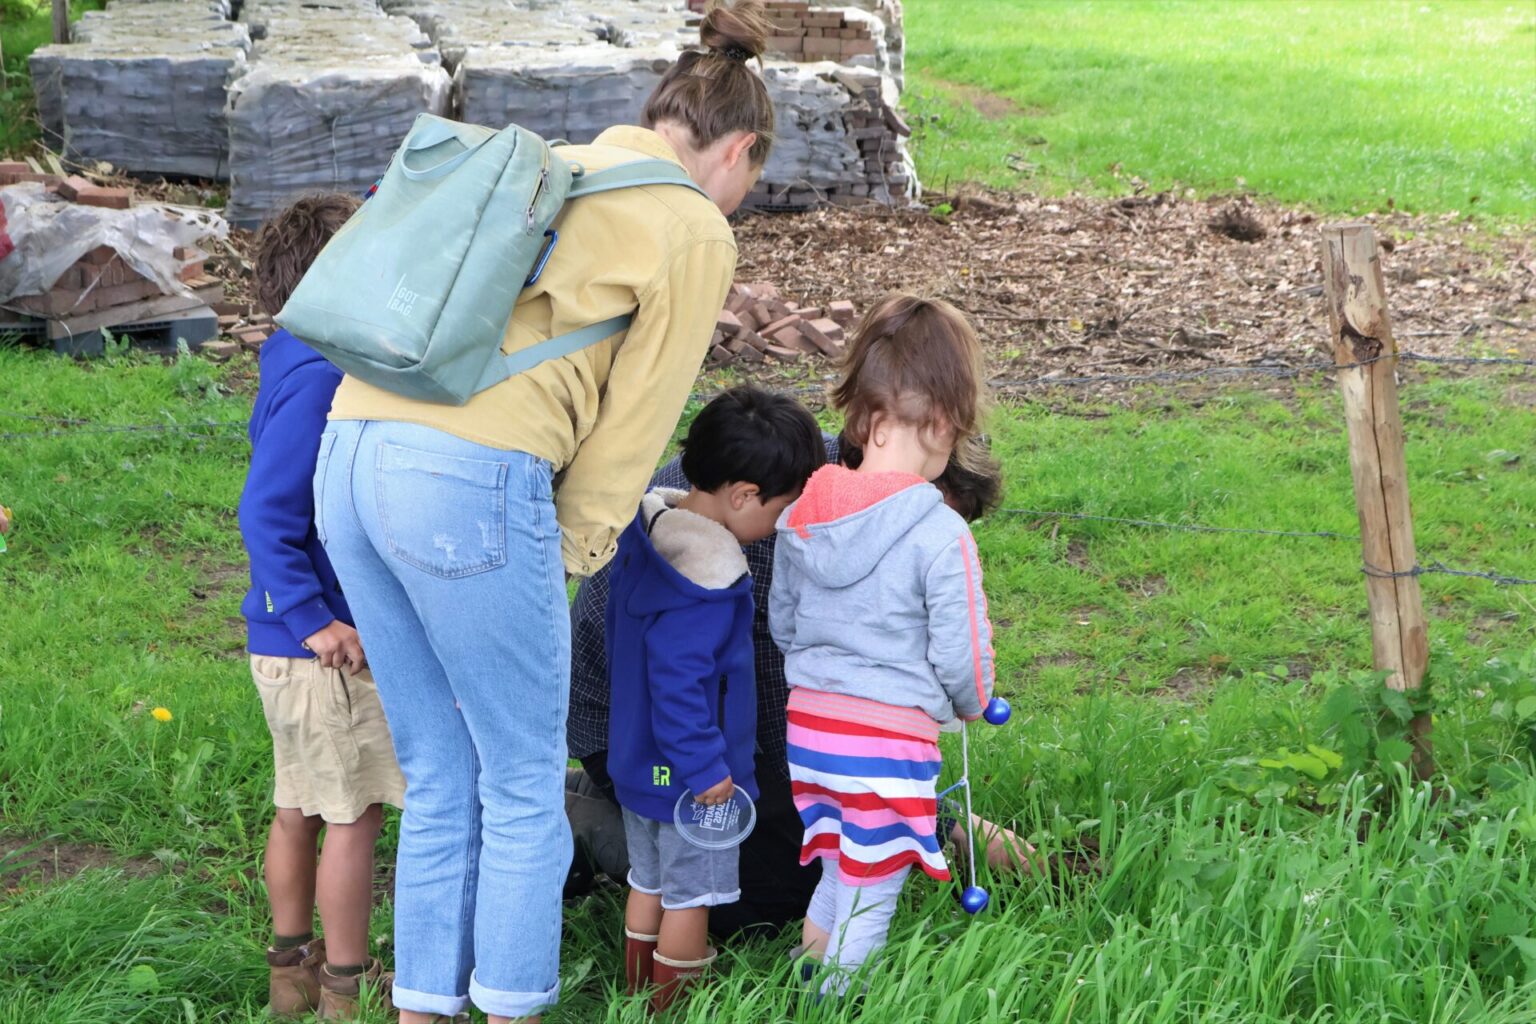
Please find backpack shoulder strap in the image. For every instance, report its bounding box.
[565,158,708,200]
[470,158,707,393]
[472,313,633,395]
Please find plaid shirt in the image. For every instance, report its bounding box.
[567,435,840,783]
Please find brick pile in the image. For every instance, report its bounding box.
[0,168,220,341]
[706,282,857,366]
[760,2,878,61]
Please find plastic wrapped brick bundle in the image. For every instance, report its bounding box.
[224,0,451,226]
[457,40,673,141]
[29,0,251,179]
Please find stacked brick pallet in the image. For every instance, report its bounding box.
[706,282,857,366]
[32,1,915,219]
[760,2,878,61]
[224,0,451,225]
[379,0,687,142]
[30,0,251,179]
[0,170,223,355]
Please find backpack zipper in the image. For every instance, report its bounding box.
[525,155,550,232]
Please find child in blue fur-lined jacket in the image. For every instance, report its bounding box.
[605,386,824,1013]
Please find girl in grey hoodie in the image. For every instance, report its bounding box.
[770,295,997,997]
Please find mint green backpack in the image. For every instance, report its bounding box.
[276,114,707,405]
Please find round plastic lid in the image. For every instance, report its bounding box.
[673,786,757,850]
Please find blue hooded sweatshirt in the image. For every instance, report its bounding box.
[238,328,351,658]
[606,489,759,821]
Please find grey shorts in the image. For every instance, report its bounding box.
[622,808,740,910]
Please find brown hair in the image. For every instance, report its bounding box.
[832,294,989,471]
[642,0,775,165]
[253,192,360,316]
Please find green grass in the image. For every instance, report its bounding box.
[904,0,1536,220]
[0,0,104,153]
[2,346,1534,1021]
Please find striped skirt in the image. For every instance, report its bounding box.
[786,688,950,886]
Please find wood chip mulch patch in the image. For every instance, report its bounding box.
[730,190,1536,399]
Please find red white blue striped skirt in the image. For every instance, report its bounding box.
[786,688,951,886]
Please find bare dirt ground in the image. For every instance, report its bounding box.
[729,190,1535,396]
[169,180,1534,400]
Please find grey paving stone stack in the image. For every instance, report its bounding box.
[29,0,251,179]
[224,0,452,226]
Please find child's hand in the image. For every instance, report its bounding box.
[695,776,734,806]
[303,621,367,673]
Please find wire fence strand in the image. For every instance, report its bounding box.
[1001,509,1533,585]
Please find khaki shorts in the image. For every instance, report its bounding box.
[250,654,406,824]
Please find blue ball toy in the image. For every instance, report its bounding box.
[960,886,990,914]
[983,697,1012,726]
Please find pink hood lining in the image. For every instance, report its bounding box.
[787,464,927,535]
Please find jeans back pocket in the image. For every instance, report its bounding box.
[375,443,508,578]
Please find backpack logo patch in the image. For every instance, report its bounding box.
[652,765,671,787]
[387,273,419,317]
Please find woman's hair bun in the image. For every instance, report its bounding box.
[699,0,771,62]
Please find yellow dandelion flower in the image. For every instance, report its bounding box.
[151,707,173,723]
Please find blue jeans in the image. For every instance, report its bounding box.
[314,419,571,1019]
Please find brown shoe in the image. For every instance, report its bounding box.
[651,947,716,1014]
[317,958,393,1020]
[267,937,326,1018]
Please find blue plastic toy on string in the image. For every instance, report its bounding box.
[938,696,1013,914]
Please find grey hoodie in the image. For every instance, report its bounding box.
[769,465,995,725]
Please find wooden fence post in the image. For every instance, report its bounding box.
[1319,222,1432,778]
[54,0,71,44]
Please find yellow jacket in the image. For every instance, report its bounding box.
[329,126,737,577]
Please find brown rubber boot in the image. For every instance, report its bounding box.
[267,937,326,1018]
[317,958,393,1020]
[650,947,716,1015]
[624,928,659,995]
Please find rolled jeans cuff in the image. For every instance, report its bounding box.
[469,970,560,1019]
[390,983,469,1018]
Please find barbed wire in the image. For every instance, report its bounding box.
[0,420,245,441]
[996,507,1354,539]
[1001,510,1533,586]
[993,350,1536,391]
[1362,560,1536,587]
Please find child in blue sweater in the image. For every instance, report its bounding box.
[238,193,404,1020]
[606,386,824,1012]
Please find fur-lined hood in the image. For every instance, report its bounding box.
[638,489,749,590]
[616,489,752,621]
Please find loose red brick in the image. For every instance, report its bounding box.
[178,260,206,282]
[737,330,770,353]
[760,314,803,339]
[710,344,735,365]
[0,161,28,185]
[733,341,765,364]
[76,185,133,210]
[56,176,93,201]
[716,309,742,336]
[827,300,856,325]
[765,344,803,363]
[789,305,823,320]
[802,317,846,356]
